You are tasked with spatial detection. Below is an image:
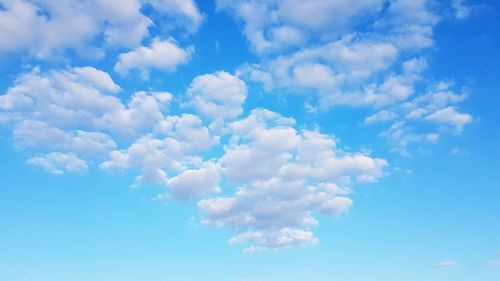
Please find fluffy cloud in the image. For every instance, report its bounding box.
[27,152,88,175]
[13,120,116,156]
[217,0,385,53]
[167,161,221,200]
[221,0,472,154]
[424,107,472,133]
[0,0,203,58]
[184,71,248,120]
[100,113,219,191]
[114,38,194,76]
[198,109,387,252]
[145,0,203,32]
[0,66,174,138]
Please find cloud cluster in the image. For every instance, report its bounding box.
[0,0,475,253]
[0,67,388,251]
[0,0,202,58]
[222,0,473,154]
[114,38,194,77]
[199,109,387,252]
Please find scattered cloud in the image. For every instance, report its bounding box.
[198,109,387,252]
[452,0,471,20]
[27,152,88,175]
[184,71,248,120]
[222,1,472,154]
[0,0,202,58]
[114,38,194,77]
[489,252,500,267]
[434,260,457,268]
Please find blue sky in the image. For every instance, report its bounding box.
[0,0,499,280]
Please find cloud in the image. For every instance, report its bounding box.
[0,0,150,57]
[27,152,88,175]
[0,0,203,58]
[100,113,219,190]
[198,109,387,252]
[221,1,472,154]
[452,0,470,20]
[13,120,116,156]
[434,260,457,268]
[184,71,248,120]
[365,81,472,155]
[488,252,500,267]
[424,106,473,133]
[145,0,203,33]
[217,0,385,53]
[365,110,398,125]
[114,38,194,76]
[167,161,221,200]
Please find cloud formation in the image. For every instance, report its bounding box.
[0,66,389,251]
[0,0,475,253]
[223,0,473,154]
[0,0,202,58]
[114,38,194,77]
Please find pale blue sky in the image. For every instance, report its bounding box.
[0,0,499,280]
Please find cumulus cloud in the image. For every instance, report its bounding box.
[365,110,398,125]
[145,0,203,32]
[167,161,221,200]
[217,0,385,53]
[184,71,248,120]
[27,152,88,175]
[365,81,473,155]
[0,0,203,58]
[198,109,387,252]
[220,0,472,154]
[114,38,194,76]
[424,107,473,133]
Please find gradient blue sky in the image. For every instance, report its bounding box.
[1,0,499,280]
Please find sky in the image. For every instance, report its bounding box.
[0,0,499,280]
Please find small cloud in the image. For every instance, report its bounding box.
[452,0,470,20]
[450,146,469,155]
[304,102,318,113]
[488,252,500,267]
[434,260,457,268]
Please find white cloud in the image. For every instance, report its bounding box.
[0,0,204,58]
[155,114,220,152]
[434,260,457,268]
[365,110,397,125]
[184,71,248,120]
[424,106,473,133]
[198,109,387,252]
[452,0,470,20]
[0,65,392,252]
[489,252,500,267]
[145,0,203,33]
[0,66,177,139]
[0,0,151,57]
[221,0,472,155]
[114,38,194,76]
[13,120,116,156]
[167,161,221,200]
[100,113,218,189]
[27,152,88,175]
[366,81,472,154]
[217,0,385,53]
